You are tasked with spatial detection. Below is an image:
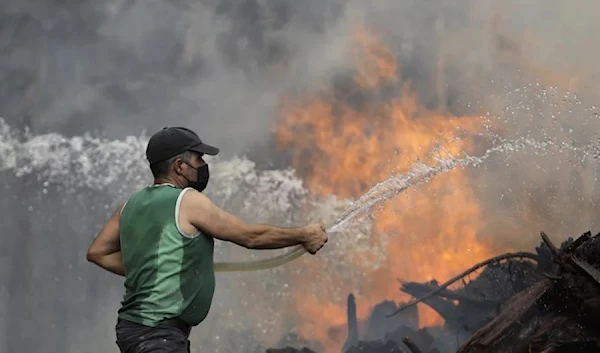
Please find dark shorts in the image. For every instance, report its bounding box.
[116,319,191,353]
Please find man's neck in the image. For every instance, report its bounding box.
[154,176,185,188]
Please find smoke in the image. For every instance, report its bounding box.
[2,0,600,353]
[1,0,356,154]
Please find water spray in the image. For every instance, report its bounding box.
[214,137,564,272]
[0,118,591,273]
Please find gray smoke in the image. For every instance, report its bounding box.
[1,0,355,155]
[2,0,600,353]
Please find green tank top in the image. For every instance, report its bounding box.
[117,184,215,327]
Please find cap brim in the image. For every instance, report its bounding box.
[190,143,219,156]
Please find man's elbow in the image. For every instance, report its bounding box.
[227,235,256,249]
[242,237,259,249]
[86,248,100,263]
[218,227,260,249]
[230,232,259,249]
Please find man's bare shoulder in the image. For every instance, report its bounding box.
[180,188,215,212]
[182,187,206,201]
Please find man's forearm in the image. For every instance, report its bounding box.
[89,251,126,276]
[245,224,309,249]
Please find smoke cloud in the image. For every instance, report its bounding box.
[1,0,356,155]
[2,0,600,352]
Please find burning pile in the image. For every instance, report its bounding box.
[456,231,600,353]
[266,231,600,352]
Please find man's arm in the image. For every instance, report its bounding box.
[86,205,126,276]
[180,189,327,252]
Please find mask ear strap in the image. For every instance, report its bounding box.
[178,160,197,186]
[181,160,197,171]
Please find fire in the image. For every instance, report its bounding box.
[275,26,506,352]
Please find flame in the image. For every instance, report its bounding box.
[275,26,506,352]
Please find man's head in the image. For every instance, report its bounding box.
[146,127,219,191]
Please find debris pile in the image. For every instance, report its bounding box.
[266,231,600,353]
[456,231,600,353]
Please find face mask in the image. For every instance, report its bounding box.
[183,162,210,192]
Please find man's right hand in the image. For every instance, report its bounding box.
[302,223,328,254]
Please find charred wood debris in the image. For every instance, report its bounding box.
[266,231,600,353]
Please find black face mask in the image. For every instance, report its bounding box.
[183,162,210,192]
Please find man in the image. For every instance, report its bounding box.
[86,126,328,353]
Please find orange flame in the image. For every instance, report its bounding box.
[275,26,507,352]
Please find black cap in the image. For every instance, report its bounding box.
[146,127,219,165]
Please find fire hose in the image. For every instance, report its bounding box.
[213,206,351,272]
[214,244,308,272]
